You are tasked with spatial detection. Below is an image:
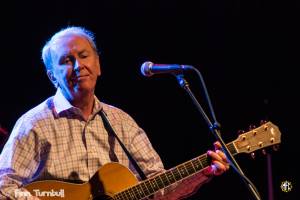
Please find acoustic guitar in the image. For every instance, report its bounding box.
[23,121,281,200]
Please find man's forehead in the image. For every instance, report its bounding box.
[51,35,92,55]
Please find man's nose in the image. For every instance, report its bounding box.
[74,59,84,72]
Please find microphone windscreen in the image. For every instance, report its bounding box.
[140,61,154,77]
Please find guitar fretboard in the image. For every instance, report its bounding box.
[114,141,236,200]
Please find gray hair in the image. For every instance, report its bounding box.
[41,26,98,71]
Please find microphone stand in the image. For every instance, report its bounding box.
[174,71,262,200]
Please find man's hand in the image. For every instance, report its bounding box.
[203,141,230,176]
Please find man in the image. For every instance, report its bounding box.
[0,26,229,199]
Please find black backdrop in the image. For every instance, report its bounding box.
[0,0,299,199]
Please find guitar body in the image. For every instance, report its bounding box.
[25,163,139,200]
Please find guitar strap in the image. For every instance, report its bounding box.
[99,110,148,181]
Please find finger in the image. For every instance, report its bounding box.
[214,141,222,150]
[213,158,230,171]
[208,150,230,169]
[207,163,222,176]
[212,160,227,172]
[208,150,223,162]
[216,150,228,162]
[212,161,230,176]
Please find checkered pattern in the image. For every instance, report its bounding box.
[0,88,209,199]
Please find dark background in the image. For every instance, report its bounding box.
[0,0,299,199]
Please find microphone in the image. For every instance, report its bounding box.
[140,61,194,77]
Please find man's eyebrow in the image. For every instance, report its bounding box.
[78,49,89,54]
[59,53,69,60]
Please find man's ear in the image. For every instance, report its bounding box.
[96,54,101,76]
[47,70,58,88]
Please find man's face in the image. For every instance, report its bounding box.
[49,35,101,100]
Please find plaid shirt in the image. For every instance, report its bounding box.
[0,89,209,199]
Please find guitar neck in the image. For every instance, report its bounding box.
[114,141,236,200]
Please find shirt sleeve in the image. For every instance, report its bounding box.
[126,122,165,179]
[0,115,41,199]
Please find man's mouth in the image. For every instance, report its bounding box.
[71,75,89,82]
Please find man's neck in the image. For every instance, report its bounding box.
[72,92,95,121]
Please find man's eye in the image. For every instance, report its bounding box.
[64,57,73,64]
[80,54,88,58]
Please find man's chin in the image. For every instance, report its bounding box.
[74,84,94,93]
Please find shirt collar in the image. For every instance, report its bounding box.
[53,88,73,114]
[53,88,103,116]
